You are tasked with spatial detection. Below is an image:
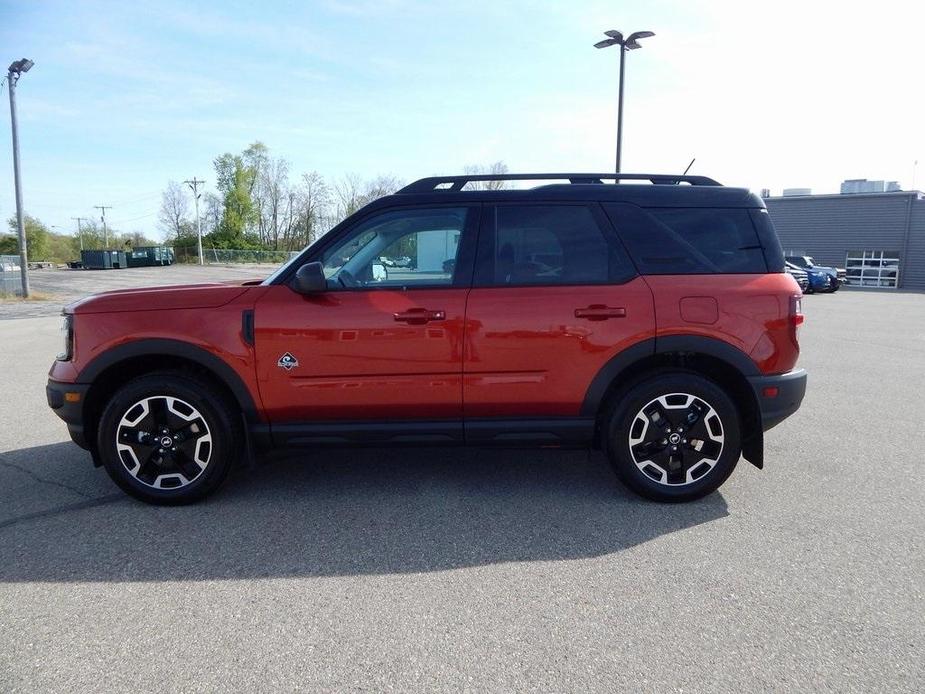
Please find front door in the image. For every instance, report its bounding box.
[255,205,478,430]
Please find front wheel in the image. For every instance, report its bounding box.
[96,372,241,505]
[604,372,741,502]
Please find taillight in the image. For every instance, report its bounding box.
[790,295,804,346]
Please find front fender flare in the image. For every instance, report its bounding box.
[78,338,258,421]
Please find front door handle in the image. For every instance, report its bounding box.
[574,305,626,321]
[394,308,446,325]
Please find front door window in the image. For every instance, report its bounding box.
[321,208,468,289]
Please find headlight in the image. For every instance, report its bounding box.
[57,314,73,361]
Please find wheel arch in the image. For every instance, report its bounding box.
[583,335,764,468]
[79,339,258,454]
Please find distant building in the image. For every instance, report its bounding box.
[782,188,812,197]
[840,179,901,194]
[765,190,925,290]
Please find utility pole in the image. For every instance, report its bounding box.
[94,205,111,246]
[7,58,35,297]
[71,216,87,251]
[184,177,205,265]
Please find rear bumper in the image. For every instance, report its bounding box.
[46,379,91,449]
[747,369,807,431]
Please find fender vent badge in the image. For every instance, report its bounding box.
[277,352,299,371]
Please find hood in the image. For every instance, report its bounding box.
[67,280,260,314]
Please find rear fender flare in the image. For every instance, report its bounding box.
[581,335,763,468]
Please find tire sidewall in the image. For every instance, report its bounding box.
[97,374,238,505]
[606,371,741,502]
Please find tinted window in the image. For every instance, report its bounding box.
[604,203,769,275]
[320,208,467,288]
[475,205,634,286]
[750,209,785,272]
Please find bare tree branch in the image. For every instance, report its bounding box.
[462,161,509,190]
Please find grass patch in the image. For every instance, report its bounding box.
[0,290,59,302]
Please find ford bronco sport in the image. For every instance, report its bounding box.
[47,173,807,505]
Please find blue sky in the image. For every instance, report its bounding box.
[1,0,922,240]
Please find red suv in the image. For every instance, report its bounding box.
[47,173,806,505]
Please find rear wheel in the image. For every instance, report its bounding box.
[96,372,241,505]
[604,372,741,502]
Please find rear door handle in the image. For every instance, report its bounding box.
[393,308,446,325]
[574,305,626,321]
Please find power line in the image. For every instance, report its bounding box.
[109,190,162,206]
[109,211,157,225]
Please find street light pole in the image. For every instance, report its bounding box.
[616,45,626,174]
[7,58,34,297]
[594,30,654,173]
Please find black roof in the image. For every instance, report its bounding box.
[380,173,762,209]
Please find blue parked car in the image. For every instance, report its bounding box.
[785,262,809,292]
[786,255,841,293]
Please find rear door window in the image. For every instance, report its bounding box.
[474,204,635,286]
[603,203,769,275]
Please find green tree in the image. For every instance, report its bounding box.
[213,152,258,247]
[75,219,107,251]
[2,215,51,260]
[117,231,158,248]
[45,232,79,262]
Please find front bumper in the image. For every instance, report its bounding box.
[747,369,808,431]
[46,379,92,449]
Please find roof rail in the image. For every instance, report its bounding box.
[398,172,722,194]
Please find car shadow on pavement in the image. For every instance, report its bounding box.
[0,442,729,583]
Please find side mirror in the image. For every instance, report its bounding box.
[291,261,327,294]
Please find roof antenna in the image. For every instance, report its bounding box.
[682,157,696,176]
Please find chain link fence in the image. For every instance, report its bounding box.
[173,247,299,265]
[1,255,23,295]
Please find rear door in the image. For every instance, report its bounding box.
[462,203,655,434]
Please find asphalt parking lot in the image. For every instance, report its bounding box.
[1,286,923,692]
[0,264,278,320]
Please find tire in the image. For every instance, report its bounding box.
[603,371,741,502]
[96,372,242,505]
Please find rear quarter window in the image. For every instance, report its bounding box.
[603,203,771,275]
